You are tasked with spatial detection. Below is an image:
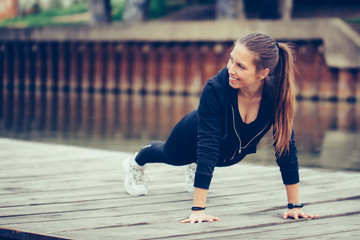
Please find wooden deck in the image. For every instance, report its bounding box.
[0,138,359,240]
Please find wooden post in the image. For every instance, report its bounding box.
[87,43,95,92]
[44,42,55,131]
[144,43,158,94]
[93,42,104,92]
[131,43,144,94]
[0,42,5,124]
[4,42,14,91]
[158,44,172,94]
[173,44,186,94]
[75,43,84,93]
[69,42,79,91]
[26,43,37,130]
[187,43,202,95]
[81,42,91,92]
[106,42,116,92]
[0,42,4,94]
[318,51,336,100]
[201,43,218,86]
[299,43,319,99]
[35,42,46,91]
[47,42,59,92]
[119,43,130,92]
[57,42,65,91]
[13,41,20,91]
[114,44,123,92]
[58,42,71,92]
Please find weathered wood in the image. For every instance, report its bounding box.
[0,138,359,239]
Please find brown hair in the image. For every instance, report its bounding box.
[236,33,296,156]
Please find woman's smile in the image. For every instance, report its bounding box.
[229,76,240,84]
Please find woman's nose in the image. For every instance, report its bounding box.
[228,63,235,74]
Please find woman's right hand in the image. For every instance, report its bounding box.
[180,211,221,224]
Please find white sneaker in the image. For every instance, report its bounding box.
[183,163,196,193]
[123,153,148,196]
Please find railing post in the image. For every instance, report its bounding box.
[144,43,158,94]
[119,43,130,92]
[187,43,202,95]
[173,44,186,94]
[131,43,144,94]
[106,42,116,92]
[158,44,172,94]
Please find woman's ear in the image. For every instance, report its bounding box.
[259,68,270,80]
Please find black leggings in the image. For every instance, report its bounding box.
[135,110,198,166]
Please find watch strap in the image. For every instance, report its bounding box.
[288,203,304,209]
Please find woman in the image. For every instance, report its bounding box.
[123,33,317,223]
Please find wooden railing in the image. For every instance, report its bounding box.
[1,40,359,100]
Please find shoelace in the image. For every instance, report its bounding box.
[131,167,149,184]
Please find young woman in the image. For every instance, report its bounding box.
[123,33,318,223]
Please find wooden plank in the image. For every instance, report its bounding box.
[0,138,359,240]
[3,195,359,239]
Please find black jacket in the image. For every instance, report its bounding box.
[195,67,299,189]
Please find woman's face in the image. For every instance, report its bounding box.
[227,43,265,90]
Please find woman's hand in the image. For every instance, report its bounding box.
[282,208,319,220]
[180,211,221,224]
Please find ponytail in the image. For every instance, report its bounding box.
[236,33,296,157]
[273,43,296,157]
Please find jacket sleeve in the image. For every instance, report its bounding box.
[274,129,300,185]
[195,82,224,189]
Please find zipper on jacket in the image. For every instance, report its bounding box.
[225,106,270,161]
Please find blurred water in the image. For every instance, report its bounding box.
[0,90,359,171]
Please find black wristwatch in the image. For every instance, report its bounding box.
[287,203,304,209]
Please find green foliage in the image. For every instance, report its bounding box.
[148,0,214,19]
[111,0,126,21]
[0,2,88,27]
[0,0,214,27]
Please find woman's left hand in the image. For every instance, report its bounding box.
[282,208,319,220]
